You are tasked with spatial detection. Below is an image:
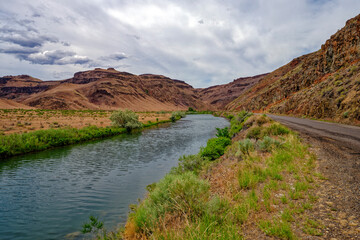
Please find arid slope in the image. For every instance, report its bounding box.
[0,68,264,111]
[227,14,360,123]
[197,74,267,110]
[0,68,207,111]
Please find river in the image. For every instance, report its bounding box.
[0,114,229,240]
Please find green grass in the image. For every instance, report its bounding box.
[170,154,205,175]
[303,218,323,236]
[132,172,211,234]
[229,111,253,137]
[259,218,296,240]
[0,118,175,160]
[238,165,267,189]
[0,126,126,159]
[200,137,231,160]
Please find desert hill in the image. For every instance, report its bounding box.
[0,67,262,111]
[196,73,267,109]
[226,14,360,123]
[0,98,35,109]
[0,68,210,111]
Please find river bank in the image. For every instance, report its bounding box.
[0,114,229,240]
[121,112,325,239]
[0,110,180,159]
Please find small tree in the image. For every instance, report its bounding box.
[170,111,186,122]
[110,109,142,131]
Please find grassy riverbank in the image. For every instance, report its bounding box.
[0,117,175,160]
[121,112,323,239]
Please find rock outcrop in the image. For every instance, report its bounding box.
[227,14,360,123]
[197,74,267,110]
[0,68,207,111]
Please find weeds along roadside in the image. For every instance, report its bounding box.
[122,111,324,240]
[0,110,187,160]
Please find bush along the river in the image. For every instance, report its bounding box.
[170,111,186,122]
[123,113,322,239]
[110,109,142,131]
[227,110,253,137]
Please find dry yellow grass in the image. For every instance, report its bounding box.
[0,109,172,135]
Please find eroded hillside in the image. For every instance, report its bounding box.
[0,68,207,111]
[197,74,267,110]
[227,14,360,123]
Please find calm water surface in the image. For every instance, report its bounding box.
[0,115,229,240]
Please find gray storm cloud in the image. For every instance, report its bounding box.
[0,0,359,86]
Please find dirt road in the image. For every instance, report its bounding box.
[268,114,360,239]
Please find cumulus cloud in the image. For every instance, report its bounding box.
[0,0,360,86]
[21,50,91,65]
[0,11,93,67]
[0,17,58,48]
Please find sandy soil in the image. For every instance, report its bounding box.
[0,109,172,135]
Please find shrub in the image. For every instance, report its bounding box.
[170,111,186,122]
[256,114,269,126]
[246,126,262,139]
[236,138,254,156]
[216,127,230,138]
[110,109,142,131]
[201,137,231,160]
[229,111,253,137]
[263,123,290,136]
[235,111,253,123]
[171,154,204,175]
[133,172,210,233]
[257,136,281,152]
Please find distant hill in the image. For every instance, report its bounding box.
[196,74,267,110]
[0,68,207,111]
[0,68,261,111]
[226,14,360,123]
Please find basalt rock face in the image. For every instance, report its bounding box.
[0,68,207,111]
[197,74,267,110]
[0,75,58,100]
[227,14,360,122]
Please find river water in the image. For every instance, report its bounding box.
[0,115,229,240]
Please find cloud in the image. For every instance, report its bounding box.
[21,50,91,65]
[0,10,93,67]
[100,52,128,61]
[0,32,58,48]
[0,0,360,87]
[0,16,58,48]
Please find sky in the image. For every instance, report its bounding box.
[0,0,359,88]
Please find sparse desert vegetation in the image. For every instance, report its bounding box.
[0,109,172,135]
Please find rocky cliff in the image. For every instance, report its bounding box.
[196,74,267,110]
[0,68,208,111]
[227,14,360,123]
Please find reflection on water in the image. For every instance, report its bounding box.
[0,115,229,240]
